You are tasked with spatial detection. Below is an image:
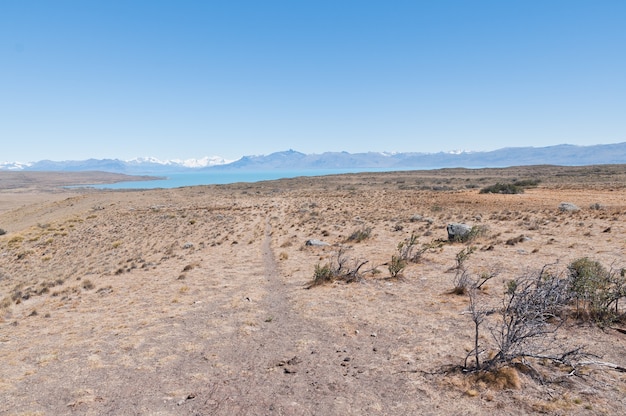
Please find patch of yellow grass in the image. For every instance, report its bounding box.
[474,366,521,390]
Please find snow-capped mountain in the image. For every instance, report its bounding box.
[127,156,233,168]
[2,142,626,174]
[0,156,233,174]
[0,161,33,170]
[173,156,233,168]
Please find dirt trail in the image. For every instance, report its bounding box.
[177,210,432,415]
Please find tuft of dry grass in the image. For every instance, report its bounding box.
[473,366,521,390]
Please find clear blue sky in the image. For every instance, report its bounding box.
[2,1,625,162]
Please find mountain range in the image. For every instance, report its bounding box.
[2,142,626,174]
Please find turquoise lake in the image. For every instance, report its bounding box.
[89,168,415,189]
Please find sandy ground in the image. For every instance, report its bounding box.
[1,166,626,415]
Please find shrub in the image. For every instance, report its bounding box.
[567,257,626,322]
[388,255,406,279]
[479,179,540,194]
[307,249,370,288]
[81,279,95,290]
[397,233,420,262]
[464,266,583,373]
[512,179,540,188]
[346,227,372,243]
[451,269,472,295]
[479,183,524,194]
[454,246,475,270]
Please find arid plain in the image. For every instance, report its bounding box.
[1,166,626,415]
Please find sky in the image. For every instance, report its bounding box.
[2,0,625,162]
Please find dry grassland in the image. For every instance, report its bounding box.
[1,165,626,415]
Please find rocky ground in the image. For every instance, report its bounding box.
[1,165,626,415]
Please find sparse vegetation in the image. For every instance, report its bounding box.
[3,166,626,413]
[454,246,475,270]
[346,226,372,243]
[388,255,406,279]
[311,263,334,287]
[480,179,540,195]
[308,248,370,288]
[396,233,442,263]
[480,183,524,194]
[81,279,95,290]
[451,269,472,295]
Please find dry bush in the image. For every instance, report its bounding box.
[307,248,370,288]
[81,279,95,290]
[346,227,372,243]
[473,366,521,390]
[452,270,472,295]
[464,265,586,376]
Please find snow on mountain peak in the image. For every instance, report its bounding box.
[0,161,32,170]
[127,156,232,167]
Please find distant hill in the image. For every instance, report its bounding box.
[2,142,626,174]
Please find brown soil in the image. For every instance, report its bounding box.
[1,165,626,415]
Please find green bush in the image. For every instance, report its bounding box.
[567,257,626,322]
[479,179,540,194]
[512,179,540,188]
[310,263,334,287]
[388,255,406,278]
[479,183,524,194]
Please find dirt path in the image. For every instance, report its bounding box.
[176,211,435,415]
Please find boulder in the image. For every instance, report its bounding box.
[305,239,329,247]
[447,223,472,242]
[558,202,580,212]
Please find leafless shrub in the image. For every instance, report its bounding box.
[464,265,587,375]
[452,269,473,295]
